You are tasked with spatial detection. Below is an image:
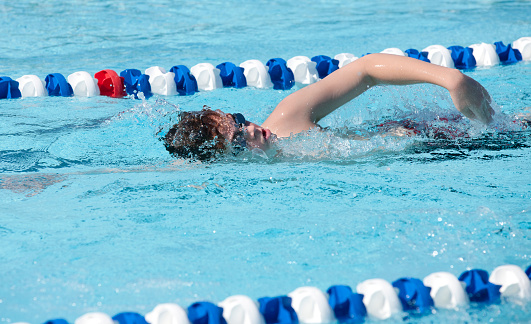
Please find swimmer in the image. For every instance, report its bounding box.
[163,53,495,160]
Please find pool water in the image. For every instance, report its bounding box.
[1,0,530,323]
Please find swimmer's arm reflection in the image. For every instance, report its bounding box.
[262,53,494,138]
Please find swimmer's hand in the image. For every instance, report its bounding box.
[449,73,494,124]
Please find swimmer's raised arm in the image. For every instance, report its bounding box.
[262,53,494,137]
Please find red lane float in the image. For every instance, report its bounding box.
[95,69,126,98]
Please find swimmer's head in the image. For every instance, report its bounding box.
[163,107,275,160]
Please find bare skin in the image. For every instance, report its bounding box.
[1,57,497,196]
[260,53,494,139]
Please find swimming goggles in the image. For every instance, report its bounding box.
[230,113,247,152]
[232,113,246,128]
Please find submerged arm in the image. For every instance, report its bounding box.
[262,53,494,137]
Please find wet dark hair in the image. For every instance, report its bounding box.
[163,107,240,161]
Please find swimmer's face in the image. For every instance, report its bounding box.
[243,120,275,151]
[224,113,276,151]
[163,108,276,160]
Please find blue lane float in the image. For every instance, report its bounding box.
[43,263,530,324]
[404,49,430,63]
[188,302,226,324]
[258,296,298,324]
[112,312,149,324]
[44,319,69,324]
[327,285,367,323]
[266,58,295,90]
[392,277,434,314]
[0,76,22,99]
[1,37,529,102]
[170,65,199,95]
[311,55,339,79]
[216,62,247,88]
[121,69,152,99]
[448,46,477,69]
[495,41,522,64]
[458,269,501,303]
[45,73,73,97]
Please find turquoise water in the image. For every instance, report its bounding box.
[1,0,531,322]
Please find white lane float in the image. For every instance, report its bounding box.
[15,74,47,97]
[286,56,319,85]
[145,66,178,95]
[74,312,114,324]
[423,271,469,309]
[468,43,500,67]
[67,71,100,97]
[512,37,531,60]
[190,63,223,91]
[334,53,358,68]
[218,295,265,324]
[239,60,273,89]
[422,45,455,68]
[356,278,403,320]
[489,264,531,301]
[380,47,406,56]
[288,286,335,323]
[145,303,191,324]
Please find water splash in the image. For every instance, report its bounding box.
[96,92,531,164]
[109,98,182,137]
[269,108,530,162]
